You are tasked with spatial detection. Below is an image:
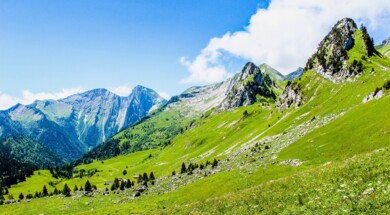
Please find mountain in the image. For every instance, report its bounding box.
[305,18,379,83]
[1,18,389,214]
[77,62,284,162]
[220,62,281,110]
[0,86,165,162]
[382,37,390,46]
[377,36,390,57]
[286,67,304,80]
[259,63,286,82]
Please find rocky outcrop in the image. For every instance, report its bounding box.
[276,81,303,110]
[220,62,277,110]
[362,89,384,103]
[305,18,361,83]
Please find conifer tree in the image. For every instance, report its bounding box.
[150,172,155,181]
[181,163,187,174]
[85,180,92,192]
[126,179,132,188]
[62,184,71,197]
[18,192,24,200]
[74,185,79,192]
[120,181,125,190]
[42,185,48,197]
[143,172,149,182]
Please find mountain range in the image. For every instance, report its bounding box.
[0,17,389,214]
[0,86,165,162]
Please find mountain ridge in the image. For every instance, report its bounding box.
[0,85,166,162]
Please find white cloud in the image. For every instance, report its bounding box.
[0,91,18,110]
[181,0,390,83]
[158,92,171,100]
[110,85,133,97]
[0,88,85,110]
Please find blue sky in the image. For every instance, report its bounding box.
[0,0,267,105]
[0,0,389,109]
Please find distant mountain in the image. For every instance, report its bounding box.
[381,37,390,46]
[78,62,284,162]
[286,67,304,80]
[259,63,286,82]
[0,85,166,162]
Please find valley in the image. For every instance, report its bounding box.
[0,18,389,214]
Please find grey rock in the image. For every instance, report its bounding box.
[277,81,303,110]
[220,62,277,110]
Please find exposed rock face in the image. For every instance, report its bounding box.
[220,62,276,110]
[362,89,384,103]
[277,81,303,110]
[305,18,360,83]
[0,85,166,161]
[286,67,304,80]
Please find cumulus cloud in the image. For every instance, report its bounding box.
[110,85,133,96]
[180,0,390,84]
[158,92,171,100]
[0,88,85,110]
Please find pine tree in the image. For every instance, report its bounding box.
[62,184,71,197]
[34,192,39,198]
[212,159,218,168]
[120,181,125,190]
[123,170,127,176]
[85,180,92,192]
[114,178,120,188]
[150,172,155,181]
[42,185,48,197]
[137,174,142,183]
[172,170,176,176]
[74,185,79,192]
[181,163,187,174]
[126,179,132,188]
[80,186,84,191]
[111,184,116,191]
[143,172,149,182]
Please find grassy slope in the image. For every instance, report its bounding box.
[1,31,389,214]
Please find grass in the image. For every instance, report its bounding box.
[1,30,389,214]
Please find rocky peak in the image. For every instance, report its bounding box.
[277,81,303,110]
[305,18,361,83]
[220,62,277,110]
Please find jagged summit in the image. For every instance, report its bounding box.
[220,62,277,110]
[305,18,360,83]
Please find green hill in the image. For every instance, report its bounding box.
[0,18,389,214]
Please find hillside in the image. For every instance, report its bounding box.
[0,18,389,214]
[0,136,64,167]
[0,86,165,162]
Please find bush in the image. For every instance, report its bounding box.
[383,80,390,90]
